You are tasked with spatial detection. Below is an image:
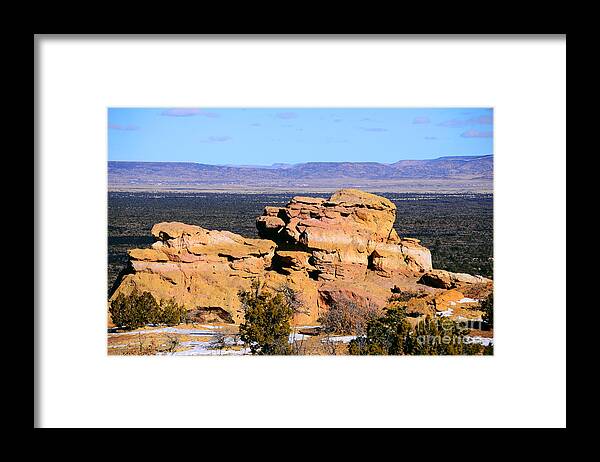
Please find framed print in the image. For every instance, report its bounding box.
[35,35,566,428]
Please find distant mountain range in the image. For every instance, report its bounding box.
[108,155,493,193]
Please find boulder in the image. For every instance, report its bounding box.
[433,289,466,311]
[256,214,286,240]
[418,269,492,289]
[404,297,435,318]
[128,248,169,262]
[272,250,315,275]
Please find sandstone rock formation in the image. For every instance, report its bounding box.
[256,189,432,280]
[110,189,492,326]
[111,222,286,324]
[417,269,492,289]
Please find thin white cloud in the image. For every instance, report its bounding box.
[413,116,431,124]
[161,108,220,118]
[198,136,232,143]
[358,127,388,132]
[438,114,493,127]
[109,123,140,131]
[461,129,493,138]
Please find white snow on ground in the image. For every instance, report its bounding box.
[223,336,244,346]
[108,325,248,355]
[463,336,494,346]
[436,308,454,317]
[457,298,479,304]
[166,340,251,356]
[288,333,312,342]
[321,336,357,343]
[158,335,248,356]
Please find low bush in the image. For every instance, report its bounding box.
[347,305,414,355]
[481,293,493,329]
[155,298,187,326]
[348,304,489,355]
[238,280,293,355]
[318,298,379,336]
[109,289,186,330]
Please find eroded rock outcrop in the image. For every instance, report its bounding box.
[110,189,492,326]
[256,189,432,280]
[417,269,492,290]
[112,222,284,324]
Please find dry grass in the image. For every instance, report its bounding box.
[107,322,238,356]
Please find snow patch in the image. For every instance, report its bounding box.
[289,333,312,342]
[321,336,357,344]
[436,308,454,317]
[463,336,493,346]
[166,338,250,356]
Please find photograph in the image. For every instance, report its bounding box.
[36,34,566,429]
[107,107,494,356]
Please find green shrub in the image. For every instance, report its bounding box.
[109,288,158,330]
[348,305,487,355]
[348,305,414,355]
[410,316,478,355]
[109,289,186,330]
[481,293,493,329]
[156,298,187,326]
[238,280,293,355]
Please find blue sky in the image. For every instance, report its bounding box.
[108,108,493,165]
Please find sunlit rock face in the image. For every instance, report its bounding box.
[256,188,432,280]
[417,269,492,289]
[111,222,282,324]
[110,189,490,326]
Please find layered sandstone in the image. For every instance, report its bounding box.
[112,222,283,324]
[256,189,432,280]
[417,269,492,289]
[110,189,492,326]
